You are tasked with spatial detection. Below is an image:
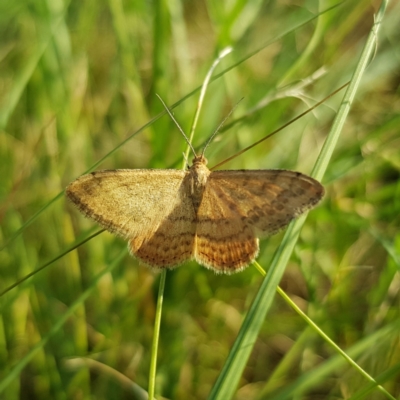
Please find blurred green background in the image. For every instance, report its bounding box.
[1,0,400,399]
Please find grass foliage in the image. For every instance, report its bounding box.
[1,0,400,399]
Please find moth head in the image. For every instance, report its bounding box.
[192,155,208,166]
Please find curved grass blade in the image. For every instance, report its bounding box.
[263,322,398,400]
[251,263,395,399]
[0,229,104,298]
[208,1,389,399]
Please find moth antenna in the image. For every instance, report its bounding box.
[156,94,197,157]
[182,152,190,169]
[201,97,244,157]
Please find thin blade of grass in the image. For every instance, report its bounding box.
[147,47,233,399]
[251,263,395,399]
[265,322,399,400]
[148,270,166,399]
[348,363,400,400]
[274,287,395,399]
[208,1,389,399]
[0,229,104,298]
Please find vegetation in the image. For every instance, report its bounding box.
[1,0,399,399]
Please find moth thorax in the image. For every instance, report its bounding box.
[191,158,210,188]
[188,156,210,210]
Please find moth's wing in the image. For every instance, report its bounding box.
[66,169,196,269]
[194,170,324,273]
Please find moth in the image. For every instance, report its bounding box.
[66,153,324,274]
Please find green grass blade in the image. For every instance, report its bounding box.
[312,0,389,182]
[0,229,104,298]
[208,1,389,399]
[148,270,166,399]
[265,322,398,400]
[251,262,395,399]
[272,287,395,400]
[348,363,400,400]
